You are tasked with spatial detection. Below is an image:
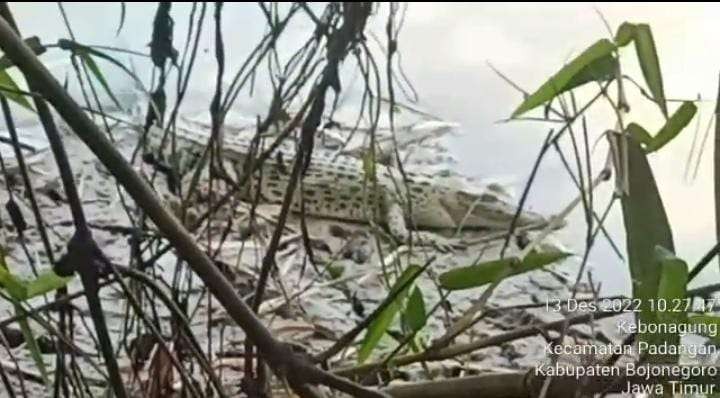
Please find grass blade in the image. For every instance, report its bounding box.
[57,39,145,100]
[76,50,122,109]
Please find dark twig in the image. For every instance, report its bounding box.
[245,3,373,392]
[0,5,127,398]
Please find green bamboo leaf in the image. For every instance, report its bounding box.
[564,54,617,92]
[25,271,73,299]
[0,250,50,387]
[654,246,688,328]
[512,39,617,117]
[440,258,515,291]
[403,287,426,333]
[439,248,571,291]
[358,265,421,363]
[614,22,636,47]
[0,70,33,111]
[523,248,573,269]
[0,263,27,300]
[644,101,697,153]
[633,24,667,117]
[0,247,71,301]
[621,138,675,364]
[0,268,70,301]
[76,50,122,109]
[626,123,653,146]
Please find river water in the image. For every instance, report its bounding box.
[5,2,720,298]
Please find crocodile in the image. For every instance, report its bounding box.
[143,121,550,249]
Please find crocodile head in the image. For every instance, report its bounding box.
[440,185,547,230]
[142,126,204,176]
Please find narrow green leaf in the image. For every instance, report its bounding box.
[633,24,667,117]
[620,138,675,364]
[25,271,72,299]
[644,101,697,153]
[403,287,426,332]
[439,248,571,291]
[0,247,71,301]
[512,39,617,117]
[0,70,33,111]
[654,246,688,328]
[0,269,70,301]
[614,22,636,47]
[57,39,141,86]
[626,123,653,145]
[440,258,515,291]
[0,251,50,388]
[0,264,28,300]
[523,249,573,270]
[564,54,617,92]
[358,265,421,363]
[77,50,122,109]
[15,306,50,388]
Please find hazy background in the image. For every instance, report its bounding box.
[5,2,720,295]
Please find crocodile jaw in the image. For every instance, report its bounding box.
[435,189,547,230]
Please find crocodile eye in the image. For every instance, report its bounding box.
[455,191,473,202]
[480,193,498,203]
[487,183,505,193]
